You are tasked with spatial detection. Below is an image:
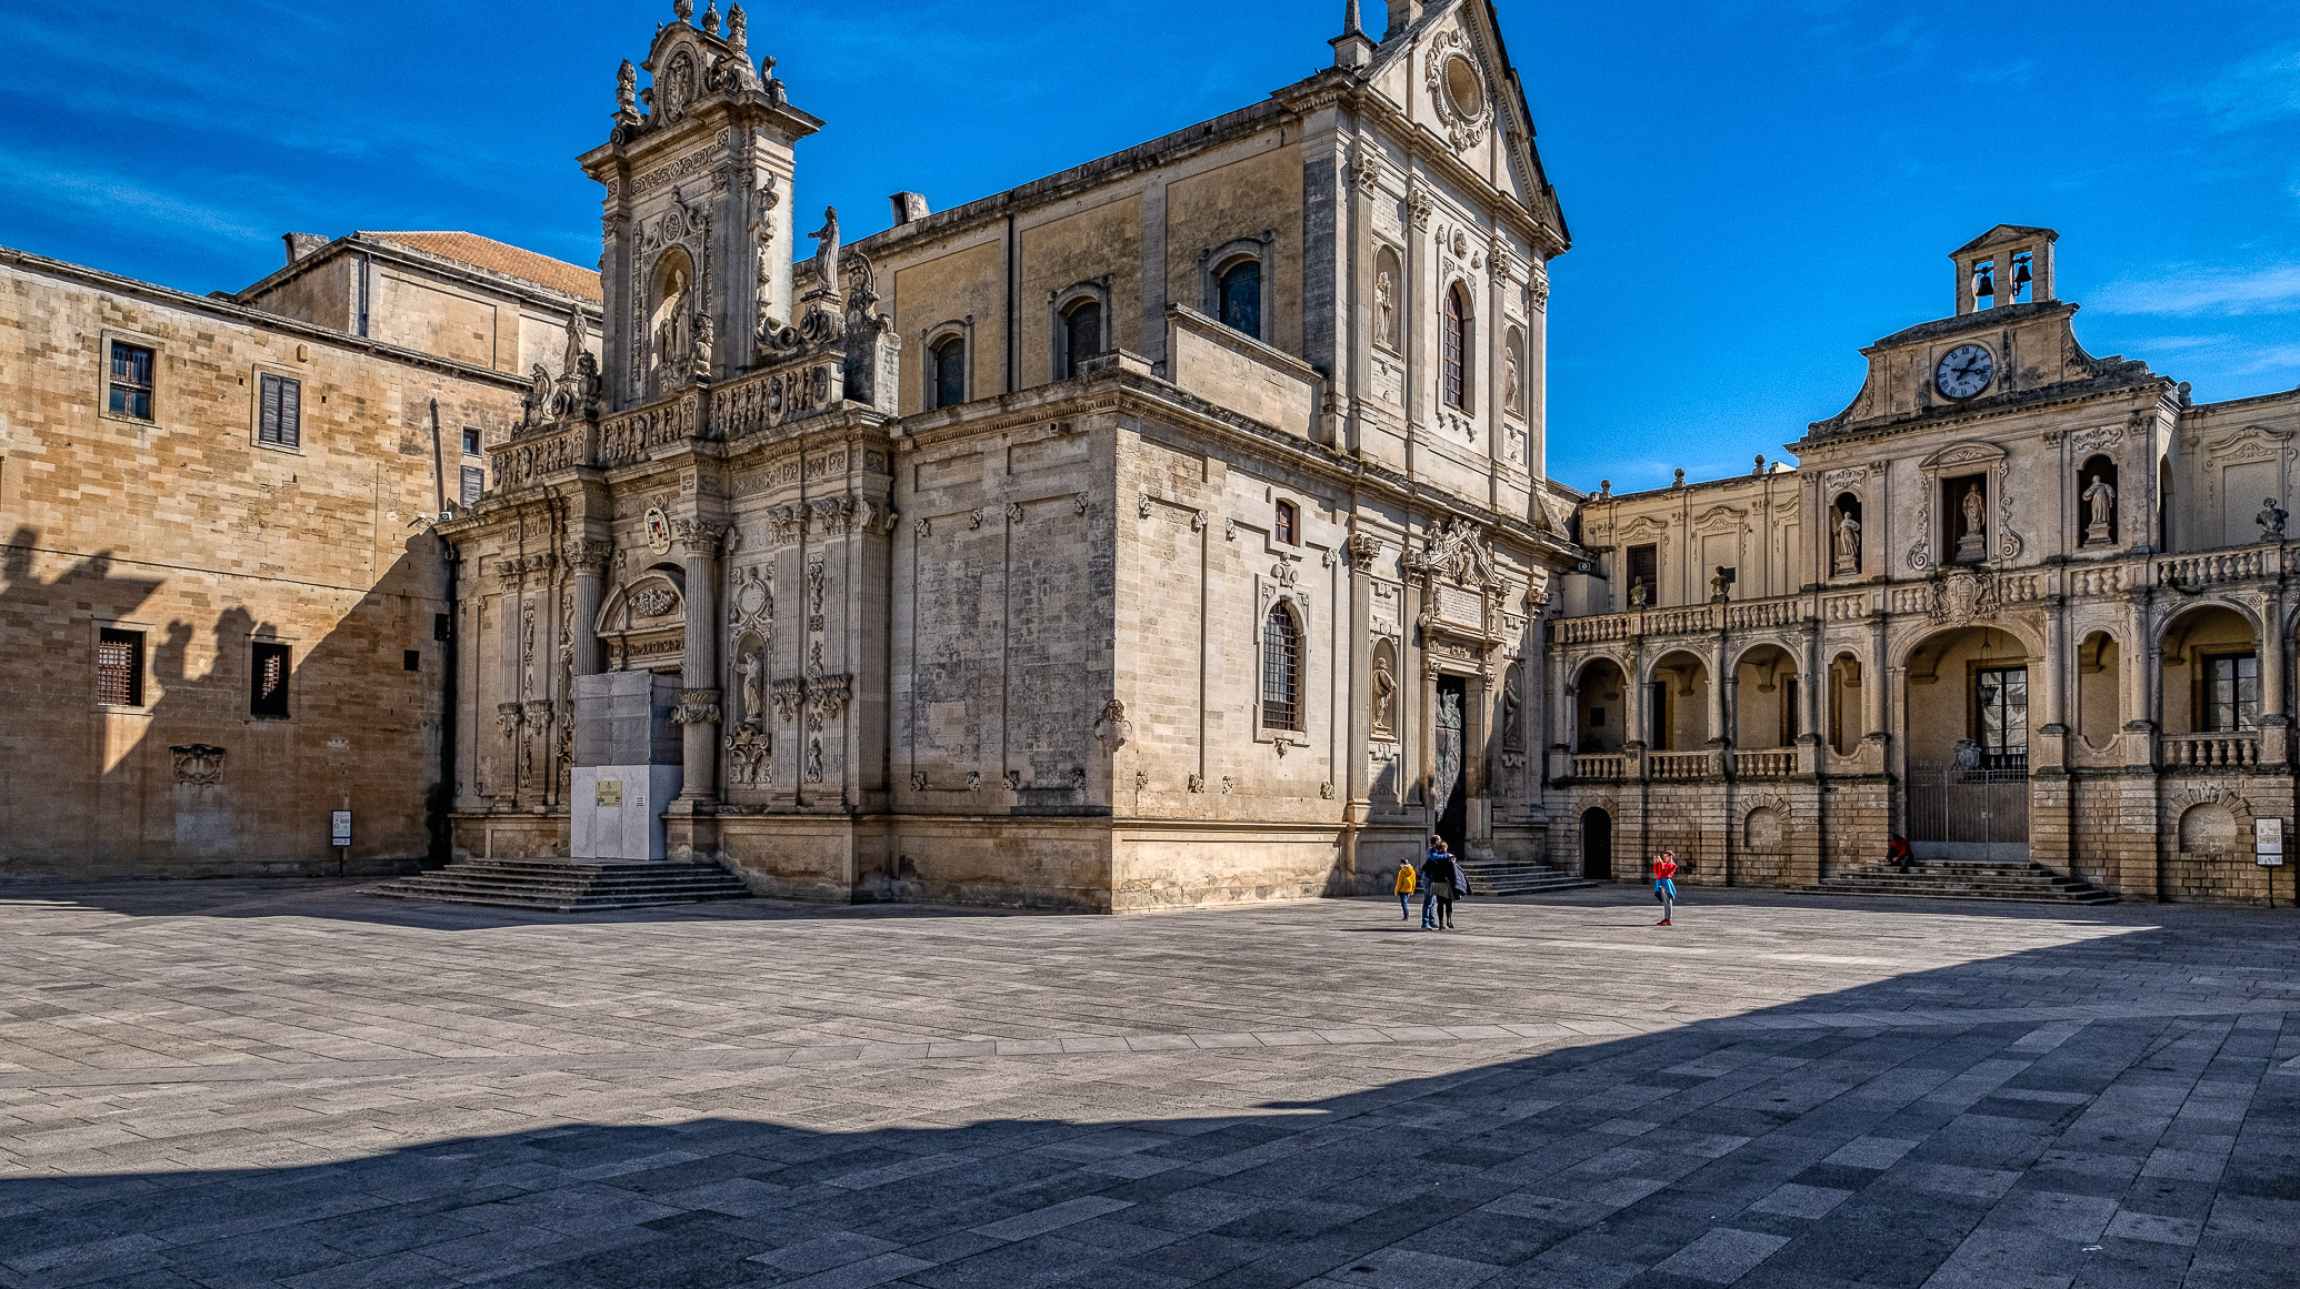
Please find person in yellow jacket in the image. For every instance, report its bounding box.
[1394,858,1418,920]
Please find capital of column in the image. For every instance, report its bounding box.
[673,518,729,557]
[673,689,723,728]
[563,538,612,573]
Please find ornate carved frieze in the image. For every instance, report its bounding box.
[723,726,770,787]
[563,538,612,572]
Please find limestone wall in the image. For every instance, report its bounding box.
[0,253,522,874]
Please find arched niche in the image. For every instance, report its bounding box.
[596,566,687,674]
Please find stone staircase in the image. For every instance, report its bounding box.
[368,858,754,913]
[1454,855,1600,897]
[1803,857,2117,905]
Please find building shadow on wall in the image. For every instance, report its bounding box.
[0,925,2290,1288]
[2,523,453,877]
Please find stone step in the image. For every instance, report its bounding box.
[368,859,753,913]
[1802,860,2117,905]
[1452,860,1601,897]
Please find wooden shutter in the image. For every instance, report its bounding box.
[260,375,301,447]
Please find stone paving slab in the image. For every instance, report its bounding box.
[0,880,2294,1287]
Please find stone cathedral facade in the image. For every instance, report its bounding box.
[441,0,1582,909]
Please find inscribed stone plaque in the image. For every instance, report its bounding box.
[595,780,623,808]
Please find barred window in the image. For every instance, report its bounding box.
[1441,284,1469,409]
[108,342,154,420]
[1261,602,1301,732]
[258,373,301,448]
[251,642,292,719]
[1274,499,1298,546]
[98,629,144,707]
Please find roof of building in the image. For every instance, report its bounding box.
[361,231,603,302]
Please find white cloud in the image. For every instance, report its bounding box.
[2195,43,2300,130]
[2090,264,2300,317]
[0,151,271,247]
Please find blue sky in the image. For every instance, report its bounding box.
[7,1,2294,492]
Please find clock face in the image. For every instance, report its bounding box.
[1935,344,1994,399]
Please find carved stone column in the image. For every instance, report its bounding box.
[2259,589,2289,764]
[2036,594,2070,772]
[565,537,611,680]
[671,519,727,818]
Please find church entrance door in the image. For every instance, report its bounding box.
[1432,676,1469,854]
[1581,807,1613,880]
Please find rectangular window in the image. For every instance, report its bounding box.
[251,642,292,718]
[1648,681,1670,748]
[108,342,154,420]
[97,628,144,707]
[461,426,482,456]
[1626,544,1658,606]
[2204,653,2259,732]
[460,465,485,507]
[258,373,301,448]
[1973,666,2028,768]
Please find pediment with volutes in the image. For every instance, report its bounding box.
[597,568,687,673]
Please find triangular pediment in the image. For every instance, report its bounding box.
[1364,1,1564,240]
[1951,224,2058,256]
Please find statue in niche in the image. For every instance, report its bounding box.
[1370,647,1398,737]
[2083,473,2116,545]
[736,647,764,729]
[1504,344,1522,413]
[1956,483,1988,561]
[1832,505,1861,575]
[1375,269,1397,349]
[654,264,692,377]
[2260,497,2289,540]
[1501,667,1523,751]
[808,207,841,298]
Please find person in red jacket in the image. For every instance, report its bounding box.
[1888,834,1913,873]
[1653,850,1679,926]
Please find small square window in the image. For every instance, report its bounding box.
[258,373,302,449]
[462,427,482,456]
[460,465,485,507]
[251,642,292,718]
[98,628,144,707]
[403,649,422,672]
[108,342,154,420]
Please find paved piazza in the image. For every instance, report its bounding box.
[1,884,2295,1289]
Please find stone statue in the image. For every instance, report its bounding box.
[1833,506,1860,575]
[808,207,841,298]
[1374,269,1396,349]
[2260,497,2289,540]
[1371,649,1397,736]
[560,312,586,379]
[522,364,553,426]
[654,265,691,375]
[2083,474,2116,544]
[1504,344,1522,412]
[616,60,637,115]
[727,3,747,53]
[1501,669,1522,748]
[690,311,716,382]
[737,648,764,728]
[1956,483,1987,560]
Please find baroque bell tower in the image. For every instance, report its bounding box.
[581,0,822,410]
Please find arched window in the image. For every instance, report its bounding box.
[1061,300,1101,379]
[930,336,966,410]
[1441,283,1470,409]
[1274,499,1298,545]
[1261,601,1302,731]
[1218,259,1262,339]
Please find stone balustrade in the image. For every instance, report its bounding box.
[1649,750,1709,780]
[2160,731,2261,768]
[1733,749,1795,777]
[1571,753,1626,781]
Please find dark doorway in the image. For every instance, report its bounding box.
[1432,676,1469,854]
[1581,807,1613,880]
